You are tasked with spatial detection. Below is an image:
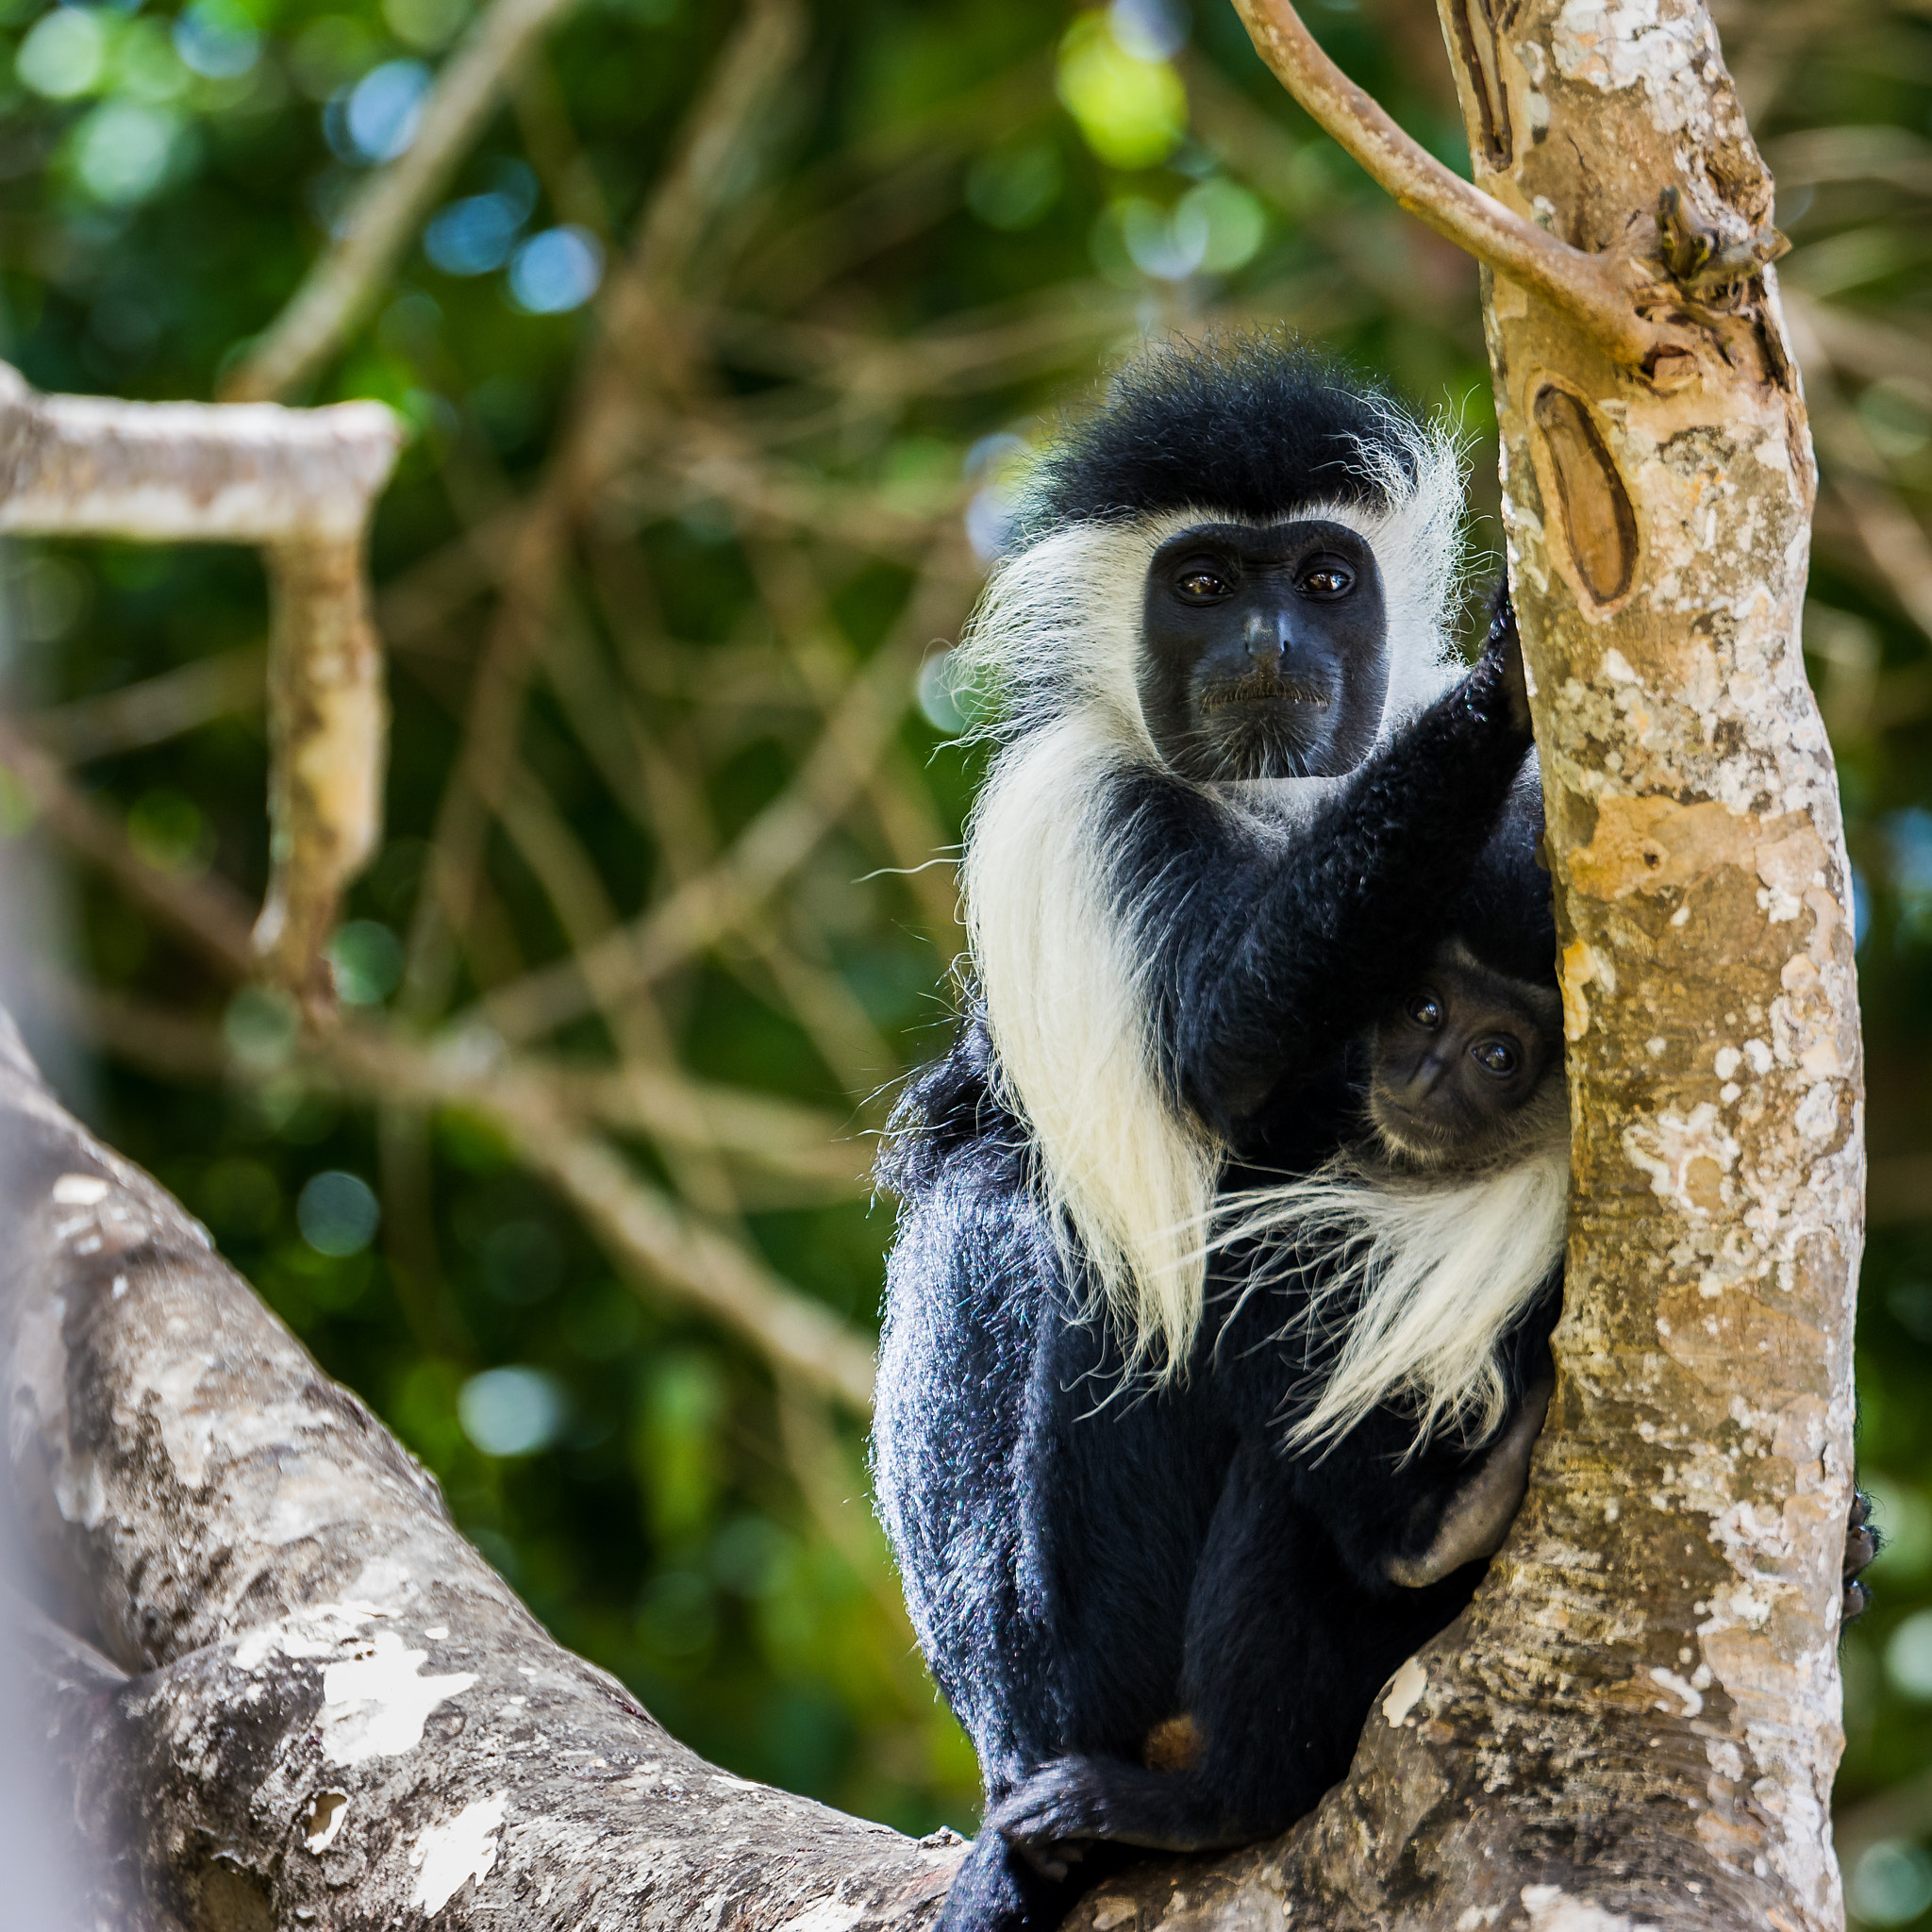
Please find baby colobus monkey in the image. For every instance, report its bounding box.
[874,336,1550,1932]
[1370,941,1565,1177]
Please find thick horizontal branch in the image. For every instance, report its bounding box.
[0,1014,938,1923]
[0,364,400,543]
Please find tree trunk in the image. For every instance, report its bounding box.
[0,1010,958,1931]
[1064,1,1853,1926]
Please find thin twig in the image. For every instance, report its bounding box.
[219,0,589,403]
[467,631,932,1048]
[1229,0,1679,367]
[491,752,750,1216]
[21,645,265,762]
[501,1110,876,1410]
[0,716,258,978]
[398,0,805,1024]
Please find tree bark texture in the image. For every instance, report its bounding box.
[1054,4,1852,1928]
[253,538,389,998]
[0,1011,959,1930]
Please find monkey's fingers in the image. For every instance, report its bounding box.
[1843,1488,1880,1623]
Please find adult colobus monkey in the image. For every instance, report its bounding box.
[873,338,1551,1932]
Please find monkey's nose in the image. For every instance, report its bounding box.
[1244,612,1287,670]
[1397,1055,1449,1109]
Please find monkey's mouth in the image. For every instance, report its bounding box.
[1199,675,1331,712]
[1366,1091,1455,1167]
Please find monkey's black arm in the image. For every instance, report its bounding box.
[1123,642,1534,1138]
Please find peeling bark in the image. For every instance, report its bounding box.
[0,1012,958,1930]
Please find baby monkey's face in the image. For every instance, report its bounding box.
[1368,941,1563,1173]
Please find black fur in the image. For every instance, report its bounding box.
[876,684,1556,1932]
[1017,335,1412,540]
[874,343,1554,1932]
[878,1002,1558,1932]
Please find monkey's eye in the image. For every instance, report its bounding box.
[1297,558,1356,598]
[1174,566,1232,603]
[1406,994,1442,1029]
[1472,1038,1519,1077]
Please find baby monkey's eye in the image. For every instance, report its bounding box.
[1174,566,1231,603]
[1298,558,1355,598]
[1472,1038,1519,1076]
[1407,994,1442,1029]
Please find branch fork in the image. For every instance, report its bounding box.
[1230,0,1757,377]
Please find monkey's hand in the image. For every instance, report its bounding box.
[1385,1367,1553,1588]
[1480,584,1534,739]
[1845,1488,1880,1623]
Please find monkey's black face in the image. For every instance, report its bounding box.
[1368,947,1561,1172]
[1138,519,1390,783]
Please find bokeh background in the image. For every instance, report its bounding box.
[0,0,1927,1917]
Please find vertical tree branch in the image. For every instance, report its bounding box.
[254,536,388,997]
[1064,4,1850,1927]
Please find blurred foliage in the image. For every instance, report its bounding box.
[0,0,1929,1900]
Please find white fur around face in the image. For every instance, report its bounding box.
[959,415,1472,1376]
[1215,1133,1569,1455]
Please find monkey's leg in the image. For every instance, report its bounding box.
[986,1753,1251,1864]
[988,1446,1348,1869]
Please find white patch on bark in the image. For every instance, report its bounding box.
[1381,1656,1427,1726]
[409,1791,506,1914]
[51,1174,108,1205]
[780,1899,867,1932]
[1794,1081,1838,1141]
[321,1630,477,1765]
[1622,1104,1738,1218]
[233,1600,391,1669]
[1648,1667,1704,1716]
[303,1789,349,1853]
[230,1603,476,1765]
[1519,1885,1653,1931]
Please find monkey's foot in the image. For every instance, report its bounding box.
[988,1762,1105,1879]
[990,1755,1245,1867]
[1845,1488,1880,1622]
